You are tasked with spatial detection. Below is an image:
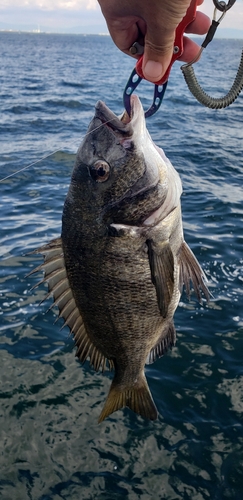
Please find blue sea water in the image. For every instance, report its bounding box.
[0,31,243,499]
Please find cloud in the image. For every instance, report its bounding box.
[0,0,99,10]
[0,0,105,31]
[199,0,243,30]
[1,0,243,33]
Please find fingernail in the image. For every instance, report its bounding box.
[143,60,163,81]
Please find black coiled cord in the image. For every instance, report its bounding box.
[180,7,243,109]
[181,48,243,109]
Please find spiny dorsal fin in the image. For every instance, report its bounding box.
[146,321,176,365]
[98,373,158,423]
[178,241,210,303]
[30,237,111,372]
[147,239,174,318]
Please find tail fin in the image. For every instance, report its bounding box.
[98,374,158,423]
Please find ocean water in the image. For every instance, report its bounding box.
[0,32,243,500]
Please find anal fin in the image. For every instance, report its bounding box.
[146,321,176,365]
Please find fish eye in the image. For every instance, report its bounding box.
[90,160,110,183]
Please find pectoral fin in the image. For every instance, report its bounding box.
[29,238,113,372]
[147,239,174,318]
[178,241,210,302]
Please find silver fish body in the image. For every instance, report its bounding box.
[32,96,209,422]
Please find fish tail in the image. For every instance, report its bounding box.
[98,374,158,423]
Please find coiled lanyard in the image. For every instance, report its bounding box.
[181,0,243,109]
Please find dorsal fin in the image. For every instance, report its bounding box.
[178,241,210,302]
[29,238,112,372]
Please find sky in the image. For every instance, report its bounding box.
[0,0,243,36]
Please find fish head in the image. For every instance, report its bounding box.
[67,95,176,227]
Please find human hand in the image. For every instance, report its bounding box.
[98,0,211,83]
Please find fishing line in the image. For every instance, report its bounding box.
[0,118,118,184]
[0,149,61,183]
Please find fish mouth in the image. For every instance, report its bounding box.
[94,101,132,136]
[94,95,144,137]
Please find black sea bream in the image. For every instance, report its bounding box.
[32,95,209,422]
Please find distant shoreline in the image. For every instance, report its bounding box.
[0,29,242,39]
[0,29,110,36]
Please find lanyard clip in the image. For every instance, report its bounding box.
[212,0,236,11]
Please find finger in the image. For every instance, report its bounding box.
[142,10,210,82]
[178,35,201,63]
[141,1,192,82]
[142,33,175,82]
[185,11,211,35]
[104,17,140,53]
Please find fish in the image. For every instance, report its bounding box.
[30,95,210,423]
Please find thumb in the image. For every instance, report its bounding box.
[142,28,175,83]
[140,0,192,83]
